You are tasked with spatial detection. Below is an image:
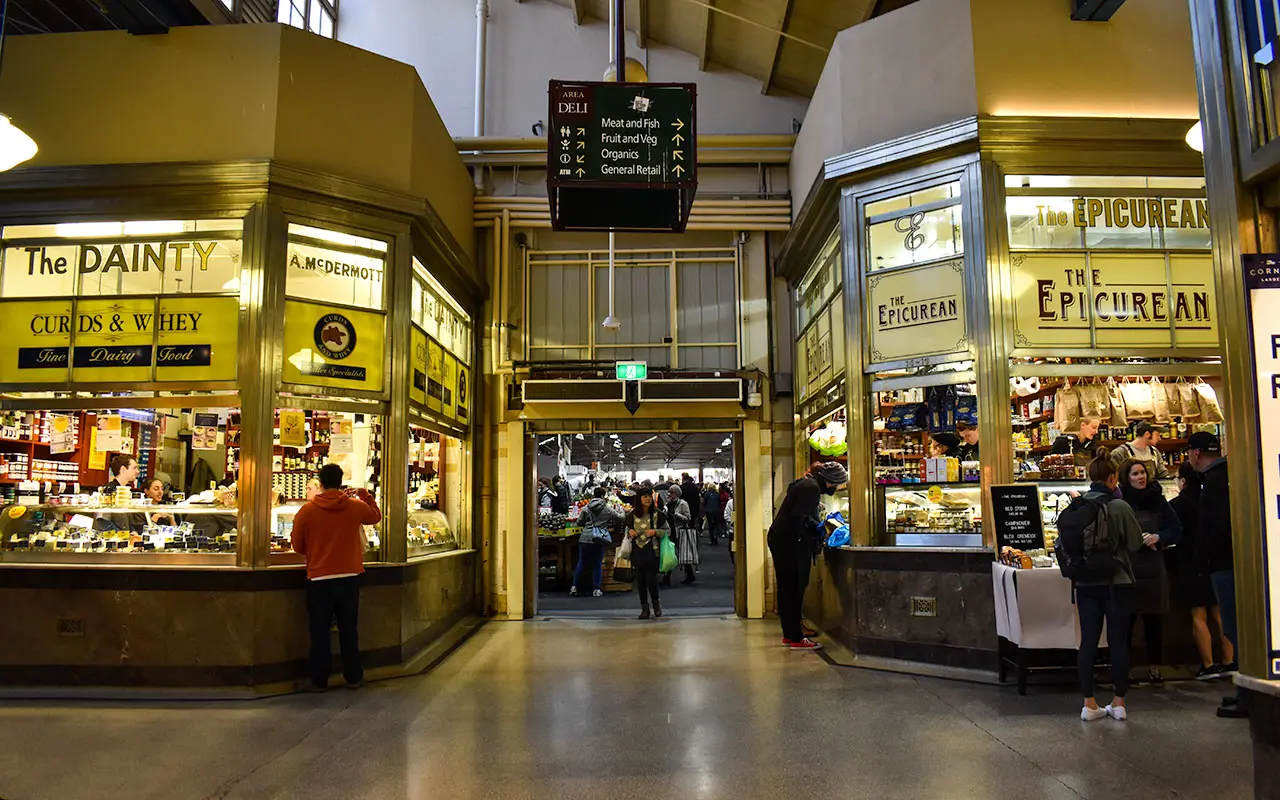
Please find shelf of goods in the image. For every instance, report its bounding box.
[880,483,982,547]
[2,500,238,560]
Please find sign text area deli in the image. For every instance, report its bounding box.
[282,299,385,391]
[1242,254,1280,679]
[0,296,238,383]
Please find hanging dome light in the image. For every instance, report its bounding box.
[0,115,36,171]
[1185,121,1204,154]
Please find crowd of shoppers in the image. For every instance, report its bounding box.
[1067,430,1246,722]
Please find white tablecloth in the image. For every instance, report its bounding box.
[992,562,1105,650]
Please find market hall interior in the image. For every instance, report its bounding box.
[0,0,1279,798]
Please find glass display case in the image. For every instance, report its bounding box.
[406,424,461,557]
[878,483,982,546]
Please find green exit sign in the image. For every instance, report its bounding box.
[615,361,647,381]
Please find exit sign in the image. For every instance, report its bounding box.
[615,361,647,381]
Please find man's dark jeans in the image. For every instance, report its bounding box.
[306,575,363,688]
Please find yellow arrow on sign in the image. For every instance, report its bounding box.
[576,141,585,149]
[672,164,685,176]
[673,150,683,161]
[577,128,586,136]
[575,168,585,176]
[672,118,685,130]
[576,156,584,163]
[672,133,684,145]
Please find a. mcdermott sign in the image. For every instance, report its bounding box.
[866,257,968,366]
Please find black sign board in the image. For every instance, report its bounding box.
[990,484,1046,551]
[548,80,697,232]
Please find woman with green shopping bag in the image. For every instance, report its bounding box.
[666,485,698,585]
[625,487,667,619]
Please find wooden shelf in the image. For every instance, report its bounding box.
[1012,414,1052,427]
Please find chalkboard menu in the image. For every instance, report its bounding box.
[990,484,1045,551]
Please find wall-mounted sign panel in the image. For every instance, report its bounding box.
[548,80,697,232]
[1011,252,1217,349]
[282,299,385,392]
[410,324,428,408]
[866,257,968,367]
[1241,253,1280,679]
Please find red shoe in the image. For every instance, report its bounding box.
[784,638,823,651]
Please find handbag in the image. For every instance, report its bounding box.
[1053,380,1081,433]
[612,555,634,583]
[1106,378,1127,428]
[659,536,677,573]
[617,534,633,560]
[1119,380,1155,419]
[1149,378,1170,423]
[1195,381,1224,423]
[591,526,614,544]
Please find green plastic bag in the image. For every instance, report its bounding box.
[659,535,677,573]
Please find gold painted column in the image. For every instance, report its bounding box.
[382,229,415,564]
[742,417,768,618]
[498,420,527,619]
[239,200,287,569]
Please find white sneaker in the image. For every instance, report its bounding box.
[1106,704,1127,721]
[592,589,603,597]
[1081,705,1108,722]
[569,587,578,596]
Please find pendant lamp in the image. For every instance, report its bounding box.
[0,0,37,171]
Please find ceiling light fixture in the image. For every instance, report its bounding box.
[1185,121,1204,154]
[0,0,37,173]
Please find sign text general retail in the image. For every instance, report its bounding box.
[0,296,239,383]
[866,257,968,366]
[1011,252,1218,349]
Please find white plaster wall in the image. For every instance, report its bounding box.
[340,0,809,137]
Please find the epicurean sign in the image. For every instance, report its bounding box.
[866,258,968,365]
[1012,252,1218,348]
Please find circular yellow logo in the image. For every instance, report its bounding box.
[7,505,27,519]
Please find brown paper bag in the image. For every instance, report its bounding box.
[1178,382,1202,422]
[1078,383,1109,420]
[1149,378,1171,423]
[1165,382,1184,418]
[1054,383,1081,434]
[1106,379,1127,428]
[1120,381,1155,419]
[1196,382,1224,423]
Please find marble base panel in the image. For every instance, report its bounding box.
[1245,685,1280,800]
[0,552,477,688]
[805,548,998,673]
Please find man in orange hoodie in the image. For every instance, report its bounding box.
[291,463,382,692]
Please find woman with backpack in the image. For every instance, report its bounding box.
[1118,459,1182,687]
[1064,456,1144,721]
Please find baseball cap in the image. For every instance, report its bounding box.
[1187,431,1221,452]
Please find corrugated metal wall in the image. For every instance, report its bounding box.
[238,0,276,23]
[527,248,738,368]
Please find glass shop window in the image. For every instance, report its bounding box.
[865,182,963,272]
[269,407,385,561]
[0,402,241,561]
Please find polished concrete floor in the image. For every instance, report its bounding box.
[0,618,1255,800]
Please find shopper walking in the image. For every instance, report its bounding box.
[290,463,382,693]
[681,473,701,523]
[1168,460,1234,679]
[702,482,722,546]
[1070,457,1143,721]
[768,461,848,651]
[571,487,622,598]
[723,489,735,568]
[551,476,571,514]
[626,488,666,619]
[1188,431,1247,718]
[1118,459,1182,687]
[666,486,698,584]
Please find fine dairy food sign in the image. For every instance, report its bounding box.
[866,257,968,366]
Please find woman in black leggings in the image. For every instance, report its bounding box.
[1074,457,1144,721]
[625,488,666,620]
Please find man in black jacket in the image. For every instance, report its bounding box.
[680,474,701,522]
[1188,432,1245,718]
[768,461,848,651]
[551,476,571,515]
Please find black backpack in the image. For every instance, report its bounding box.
[1054,495,1123,583]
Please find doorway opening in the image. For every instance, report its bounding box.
[533,431,738,618]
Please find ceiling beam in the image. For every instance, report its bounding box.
[636,0,648,48]
[761,0,795,95]
[698,0,713,70]
[570,0,586,25]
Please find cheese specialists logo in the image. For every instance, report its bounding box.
[314,313,356,360]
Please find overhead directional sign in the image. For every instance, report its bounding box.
[548,80,698,232]
[615,361,648,381]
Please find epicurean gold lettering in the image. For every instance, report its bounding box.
[1070,197,1210,229]
[73,240,215,274]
